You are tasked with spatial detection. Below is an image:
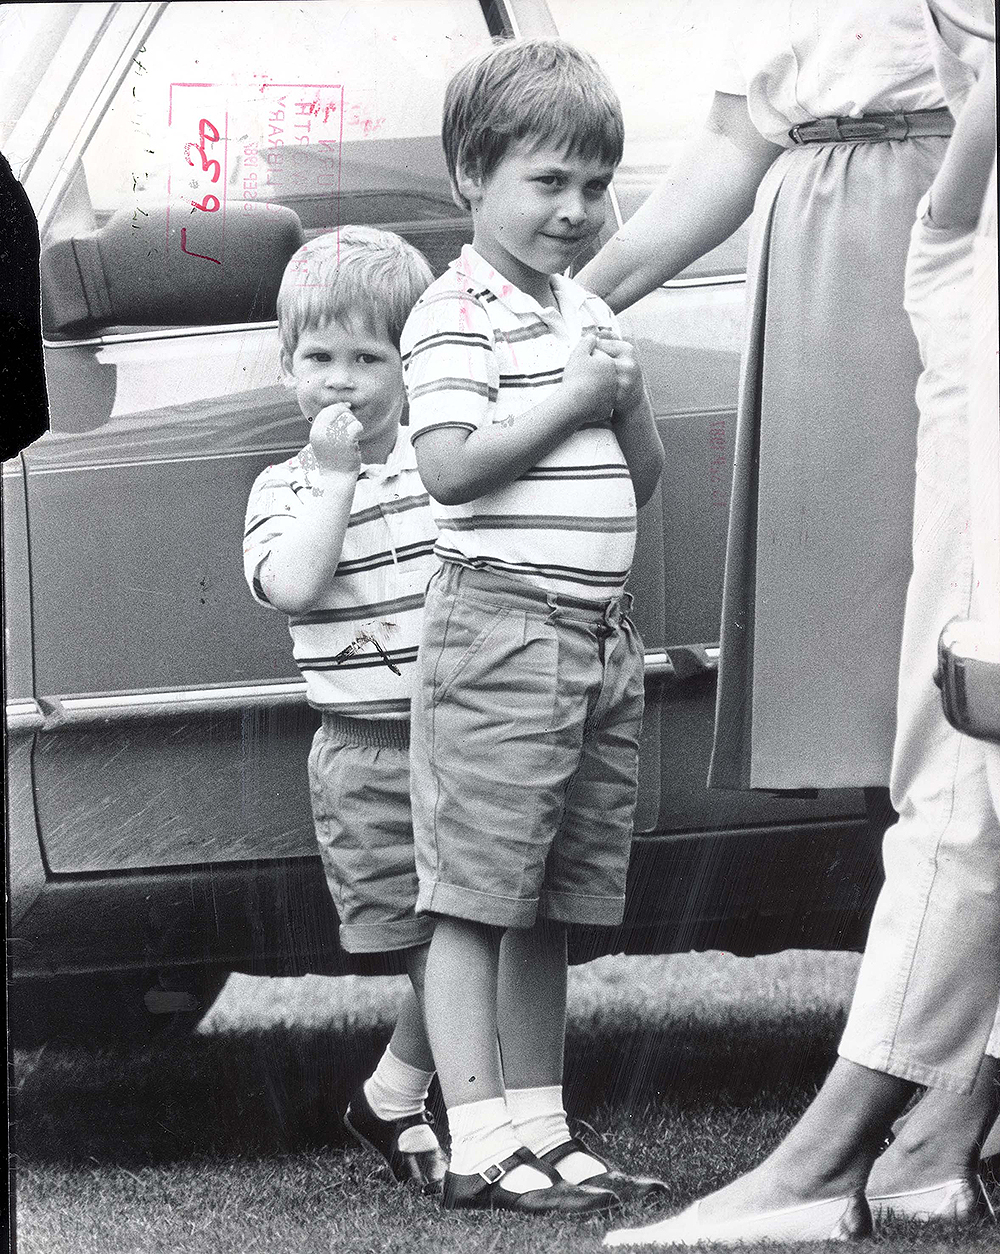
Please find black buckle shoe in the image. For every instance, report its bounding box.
[541,1137,668,1206]
[442,1146,620,1215]
[343,1085,449,1195]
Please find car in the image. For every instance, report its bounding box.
[4,0,881,1041]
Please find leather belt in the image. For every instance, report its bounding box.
[789,108,955,145]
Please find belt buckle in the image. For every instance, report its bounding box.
[839,117,889,141]
[790,118,838,143]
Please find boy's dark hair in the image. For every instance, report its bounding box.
[443,38,624,210]
[277,226,433,370]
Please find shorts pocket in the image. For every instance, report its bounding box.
[425,596,512,706]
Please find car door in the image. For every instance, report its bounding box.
[7,0,500,971]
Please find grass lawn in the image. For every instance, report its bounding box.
[11,952,999,1253]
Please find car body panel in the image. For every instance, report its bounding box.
[4,458,48,927]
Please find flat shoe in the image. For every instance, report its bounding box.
[343,1085,448,1195]
[603,1191,871,1246]
[443,1146,619,1215]
[541,1136,668,1205]
[866,1175,996,1224]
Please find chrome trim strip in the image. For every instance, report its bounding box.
[606,181,625,232]
[662,273,746,289]
[44,321,279,350]
[5,701,46,735]
[643,652,672,679]
[29,681,309,729]
[19,646,721,731]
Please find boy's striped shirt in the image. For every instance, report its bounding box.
[401,245,636,600]
[243,431,437,717]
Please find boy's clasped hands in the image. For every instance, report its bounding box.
[564,328,647,427]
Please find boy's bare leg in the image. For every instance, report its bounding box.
[423,916,554,1191]
[498,920,666,1199]
[346,942,447,1191]
[380,943,434,1074]
[866,1056,1000,1194]
[497,918,567,1089]
[359,941,435,1123]
[424,917,504,1104]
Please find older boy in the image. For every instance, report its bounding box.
[243,226,446,1193]
[401,39,666,1215]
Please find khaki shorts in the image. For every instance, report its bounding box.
[309,713,435,954]
[411,563,644,929]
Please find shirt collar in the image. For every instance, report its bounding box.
[454,244,598,321]
[359,426,415,482]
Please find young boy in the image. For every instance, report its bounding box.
[243,226,446,1193]
[400,39,667,1215]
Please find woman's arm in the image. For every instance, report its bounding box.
[578,92,782,313]
[927,49,996,231]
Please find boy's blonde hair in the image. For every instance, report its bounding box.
[443,38,624,211]
[277,226,433,370]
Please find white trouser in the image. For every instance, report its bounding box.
[838,194,1000,1094]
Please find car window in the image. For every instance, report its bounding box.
[50,1,489,318]
[547,0,747,280]
[39,0,492,434]
[85,0,486,259]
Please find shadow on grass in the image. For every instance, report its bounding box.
[12,1006,845,1169]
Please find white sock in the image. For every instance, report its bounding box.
[448,1097,551,1193]
[365,1046,434,1119]
[364,1047,439,1153]
[507,1085,606,1184]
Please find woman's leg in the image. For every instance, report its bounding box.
[688,1060,912,1221]
[867,1056,1000,1194]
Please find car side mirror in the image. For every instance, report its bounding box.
[40,202,305,337]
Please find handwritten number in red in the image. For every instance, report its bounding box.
[180,227,221,265]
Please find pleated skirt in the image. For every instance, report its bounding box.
[709,134,949,791]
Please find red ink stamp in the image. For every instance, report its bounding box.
[708,416,728,507]
[166,80,358,271]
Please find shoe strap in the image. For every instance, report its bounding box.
[478,1146,543,1185]
[543,1136,607,1171]
[395,1107,433,1132]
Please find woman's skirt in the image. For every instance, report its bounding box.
[709,133,949,791]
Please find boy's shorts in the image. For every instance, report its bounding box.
[309,712,435,954]
[410,562,645,929]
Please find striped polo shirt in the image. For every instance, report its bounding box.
[243,430,438,717]
[401,245,636,600]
